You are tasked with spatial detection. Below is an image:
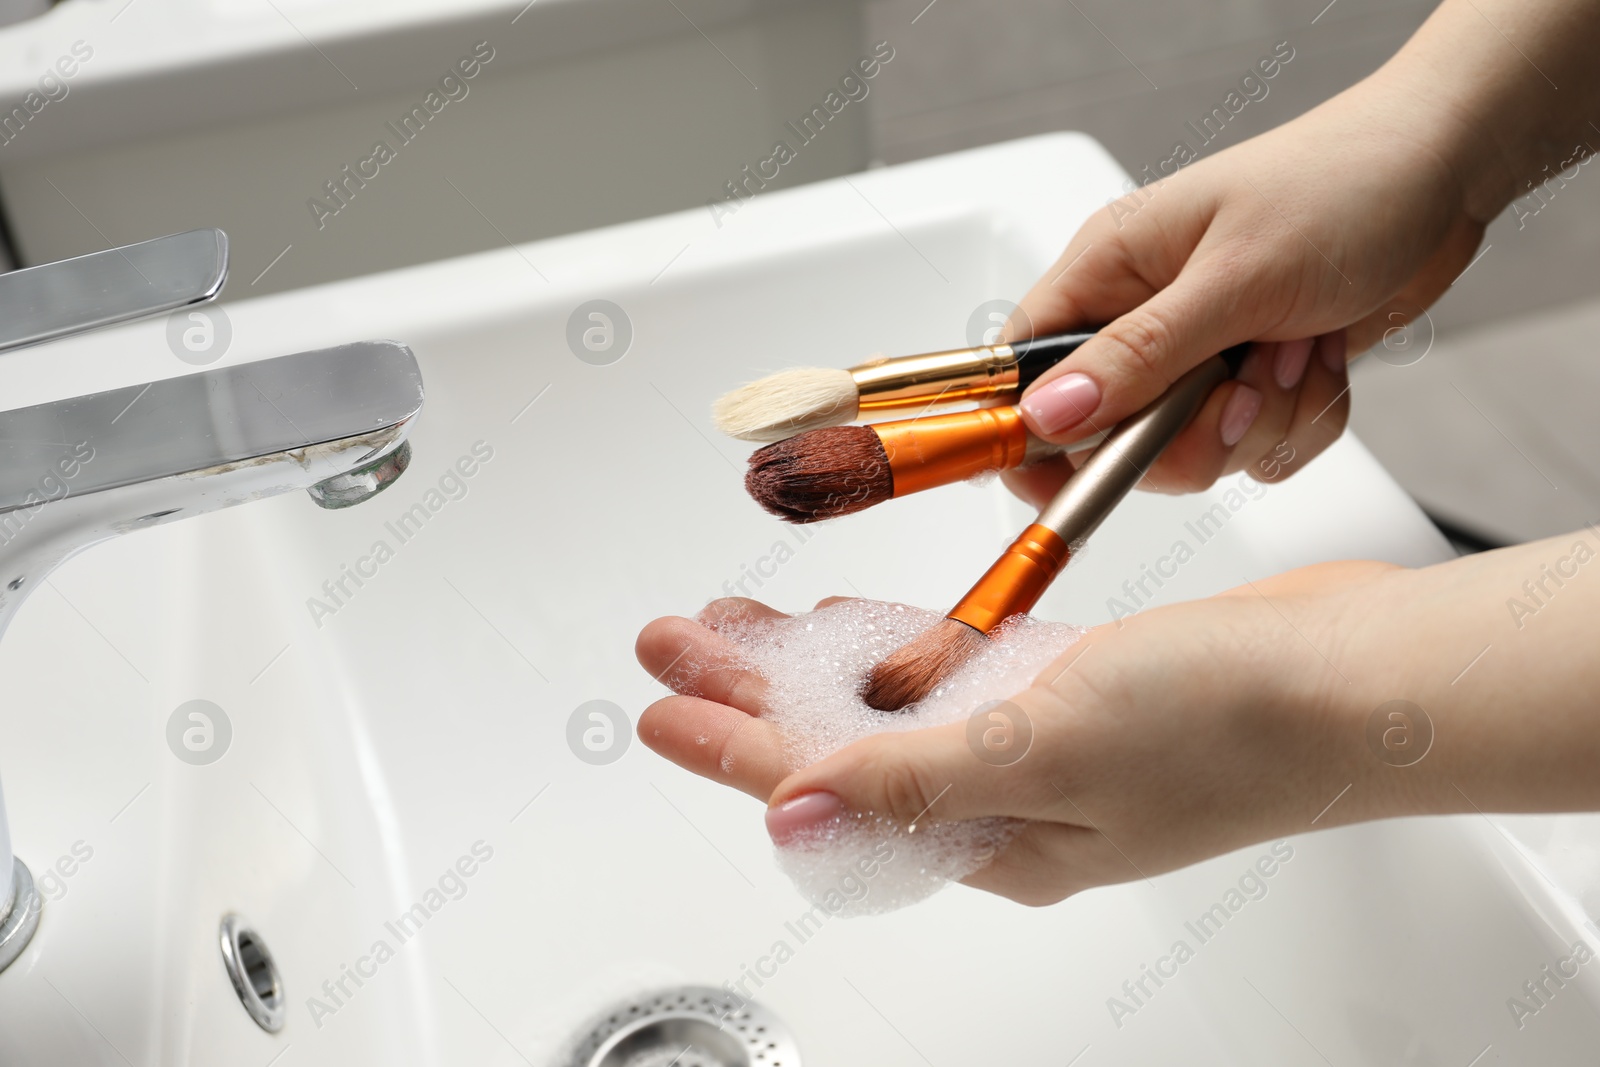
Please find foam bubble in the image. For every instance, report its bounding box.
[704,598,1083,913]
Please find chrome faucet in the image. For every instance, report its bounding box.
[0,230,424,972]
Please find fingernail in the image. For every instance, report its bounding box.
[1021,373,1101,436]
[1319,331,1347,374]
[765,792,844,845]
[1273,337,1313,390]
[1219,385,1262,447]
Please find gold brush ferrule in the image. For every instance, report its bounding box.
[947,523,1071,634]
[850,344,1021,413]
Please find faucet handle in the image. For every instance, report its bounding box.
[0,228,229,353]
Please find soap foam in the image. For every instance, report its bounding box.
[703,598,1083,914]
[774,810,1026,916]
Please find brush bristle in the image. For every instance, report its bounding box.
[861,619,988,711]
[712,367,859,442]
[745,426,892,523]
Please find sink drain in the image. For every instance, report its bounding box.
[219,914,285,1033]
[566,986,801,1067]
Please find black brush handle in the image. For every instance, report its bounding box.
[1010,331,1097,389]
[1011,331,1252,389]
[1219,341,1251,375]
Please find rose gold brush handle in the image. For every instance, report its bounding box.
[947,353,1232,632]
[1034,353,1231,546]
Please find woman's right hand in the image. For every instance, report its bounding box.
[1003,64,1489,508]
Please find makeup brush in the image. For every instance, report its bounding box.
[744,406,1109,523]
[861,344,1249,712]
[713,330,1098,442]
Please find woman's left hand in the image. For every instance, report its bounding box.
[635,559,1456,905]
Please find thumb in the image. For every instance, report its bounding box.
[1018,263,1268,444]
[764,711,1051,843]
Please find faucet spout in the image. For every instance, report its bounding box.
[0,340,424,638]
[308,438,414,510]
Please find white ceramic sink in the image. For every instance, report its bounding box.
[0,133,1596,1065]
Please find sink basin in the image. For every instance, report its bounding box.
[0,132,1595,1065]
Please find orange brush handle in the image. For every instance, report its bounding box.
[946,523,1070,633]
[877,406,1031,498]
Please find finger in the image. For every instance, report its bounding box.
[1006,340,1282,497]
[1150,379,1261,495]
[1131,341,1278,494]
[1216,339,1310,481]
[1019,259,1280,446]
[634,615,772,714]
[637,695,792,801]
[1154,334,1332,490]
[813,596,854,610]
[696,596,790,631]
[1006,337,1286,499]
[1253,330,1349,485]
[764,713,1063,839]
[999,452,1081,511]
[1150,330,1347,492]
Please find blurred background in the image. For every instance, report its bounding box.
[1,0,1594,549]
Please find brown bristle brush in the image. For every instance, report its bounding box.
[862,344,1249,711]
[744,406,1108,523]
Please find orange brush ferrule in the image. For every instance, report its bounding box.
[946,523,1071,634]
[877,406,1031,498]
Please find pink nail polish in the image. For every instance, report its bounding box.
[1021,372,1101,436]
[1219,385,1262,447]
[1319,331,1347,374]
[1273,338,1313,390]
[765,792,844,845]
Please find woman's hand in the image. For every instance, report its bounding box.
[1007,0,1600,507]
[1003,65,1488,508]
[637,563,1405,906]
[638,529,1600,905]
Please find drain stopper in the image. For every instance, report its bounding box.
[565,985,800,1067]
